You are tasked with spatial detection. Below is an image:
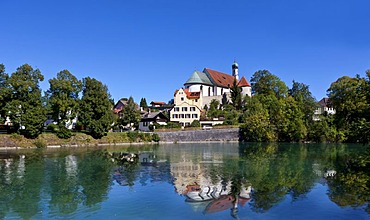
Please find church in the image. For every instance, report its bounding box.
[169,61,251,127]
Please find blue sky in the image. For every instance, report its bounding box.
[1,0,369,104]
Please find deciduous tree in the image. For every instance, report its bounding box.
[4,64,46,138]
[79,77,114,139]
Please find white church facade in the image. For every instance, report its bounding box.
[170,62,252,126]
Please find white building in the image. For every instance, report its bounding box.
[170,62,251,126]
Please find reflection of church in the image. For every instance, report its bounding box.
[169,149,252,215]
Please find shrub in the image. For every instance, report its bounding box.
[46,123,58,132]
[56,126,73,139]
[190,120,201,127]
[33,139,47,148]
[152,133,160,142]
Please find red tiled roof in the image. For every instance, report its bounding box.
[184,89,200,99]
[150,101,166,105]
[205,68,235,88]
[174,89,200,99]
[204,68,250,88]
[238,76,251,87]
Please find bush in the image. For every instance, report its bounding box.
[152,133,160,142]
[56,126,73,139]
[33,139,47,148]
[190,120,201,127]
[46,123,58,132]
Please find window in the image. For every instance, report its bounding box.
[143,122,148,126]
[195,99,198,102]
[180,114,184,118]
[172,114,178,118]
[192,114,198,118]
[181,97,184,101]
[185,122,190,127]
[182,107,188,112]
[190,107,196,111]
[185,114,191,118]
[174,107,179,112]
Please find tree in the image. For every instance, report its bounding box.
[207,99,221,119]
[230,79,242,110]
[120,96,141,129]
[0,64,9,123]
[250,70,288,98]
[79,77,114,139]
[327,74,369,142]
[47,70,82,138]
[3,64,46,138]
[289,80,317,124]
[240,96,276,142]
[139,98,148,110]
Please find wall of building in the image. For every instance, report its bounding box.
[156,128,239,142]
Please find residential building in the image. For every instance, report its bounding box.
[313,98,336,121]
[169,88,202,127]
[139,112,168,131]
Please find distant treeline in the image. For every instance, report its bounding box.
[1,63,369,143]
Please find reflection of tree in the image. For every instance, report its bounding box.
[78,150,113,206]
[327,146,370,213]
[48,155,80,215]
[239,143,317,212]
[10,150,45,219]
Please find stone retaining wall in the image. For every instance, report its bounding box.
[156,128,240,143]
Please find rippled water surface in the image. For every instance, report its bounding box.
[0,143,369,219]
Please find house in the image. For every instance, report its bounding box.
[113,98,129,118]
[169,88,203,127]
[313,98,336,121]
[139,112,168,131]
[149,101,174,112]
[150,101,166,108]
[170,61,251,126]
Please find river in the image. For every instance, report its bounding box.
[0,142,369,219]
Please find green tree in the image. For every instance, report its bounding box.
[289,80,317,124]
[0,64,9,123]
[47,70,82,138]
[240,96,276,142]
[4,64,46,138]
[230,79,242,110]
[327,74,369,142]
[79,77,114,139]
[139,98,148,109]
[120,96,141,129]
[207,99,221,119]
[251,70,288,98]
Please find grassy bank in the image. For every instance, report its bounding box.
[0,132,159,148]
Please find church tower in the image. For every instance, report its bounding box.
[232,60,239,81]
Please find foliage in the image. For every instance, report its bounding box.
[33,139,47,148]
[46,69,82,128]
[230,79,242,110]
[207,99,221,118]
[139,98,148,109]
[120,96,141,129]
[152,133,160,142]
[190,120,200,127]
[250,70,288,98]
[79,77,114,139]
[3,64,46,138]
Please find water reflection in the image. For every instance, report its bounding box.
[0,143,369,219]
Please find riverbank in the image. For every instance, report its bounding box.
[0,132,158,148]
[0,128,241,148]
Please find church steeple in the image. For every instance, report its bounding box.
[232,60,239,80]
